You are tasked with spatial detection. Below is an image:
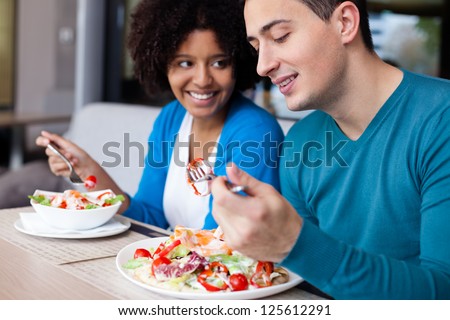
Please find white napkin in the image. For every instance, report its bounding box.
[19,212,127,234]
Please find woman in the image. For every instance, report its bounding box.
[37,0,284,230]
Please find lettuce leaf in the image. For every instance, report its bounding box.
[28,195,51,206]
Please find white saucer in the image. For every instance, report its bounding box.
[14,216,131,239]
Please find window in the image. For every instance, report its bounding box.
[104,0,173,106]
[369,1,443,77]
[368,0,448,79]
[0,0,15,111]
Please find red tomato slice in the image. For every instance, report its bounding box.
[250,271,272,288]
[197,270,229,292]
[229,273,248,291]
[96,191,113,200]
[210,261,229,274]
[256,261,274,275]
[134,248,152,259]
[250,261,274,288]
[152,256,171,275]
[84,175,97,189]
[157,239,181,258]
[153,242,166,256]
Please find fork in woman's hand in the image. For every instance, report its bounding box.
[46,142,84,184]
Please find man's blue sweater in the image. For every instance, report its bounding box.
[281,70,450,299]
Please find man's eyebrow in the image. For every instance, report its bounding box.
[247,19,291,42]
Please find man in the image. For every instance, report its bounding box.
[211,0,450,299]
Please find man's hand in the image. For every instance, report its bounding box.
[211,163,302,262]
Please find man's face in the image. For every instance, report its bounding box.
[244,0,347,112]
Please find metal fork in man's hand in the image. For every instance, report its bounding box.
[186,158,247,195]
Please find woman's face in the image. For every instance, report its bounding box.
[167,30,236,120]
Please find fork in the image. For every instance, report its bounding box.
[46,142,84,184]
[186,161,247,194]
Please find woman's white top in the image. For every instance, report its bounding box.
[163,113,219,229]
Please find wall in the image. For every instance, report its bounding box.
[15,0,77,149]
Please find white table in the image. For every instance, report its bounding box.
[0,207,326,300]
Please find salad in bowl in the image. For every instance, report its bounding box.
[29,189,124,230]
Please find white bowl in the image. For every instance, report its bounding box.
[30,189,122,230]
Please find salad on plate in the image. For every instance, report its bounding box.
[121,226,289,293]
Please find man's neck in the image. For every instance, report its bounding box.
[327,55,403,141]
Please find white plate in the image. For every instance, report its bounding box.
[14,216,131,239]
[116,237,304,300]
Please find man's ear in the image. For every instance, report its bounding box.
[334,1,360,45]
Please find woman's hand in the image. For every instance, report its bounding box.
[35,131,96,181]
[36,131,130,213]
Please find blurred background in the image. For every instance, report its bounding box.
[0,0,449,171]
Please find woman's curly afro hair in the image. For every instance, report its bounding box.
[127,0,259,96]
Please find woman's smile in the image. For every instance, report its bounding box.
[188,91,216,100]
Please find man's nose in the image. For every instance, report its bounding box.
[256,45,277,78]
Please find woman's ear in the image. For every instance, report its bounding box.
[334,1,360,45]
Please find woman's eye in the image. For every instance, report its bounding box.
[274,33,289,43]
[178,61,192,68]
[212,59,231,69]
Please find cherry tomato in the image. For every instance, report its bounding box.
[152,256,171,275]
[84,175,97,189]
[134,248,152,259]
[229,273,248,291]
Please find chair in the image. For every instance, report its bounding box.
[66,102,162,195]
